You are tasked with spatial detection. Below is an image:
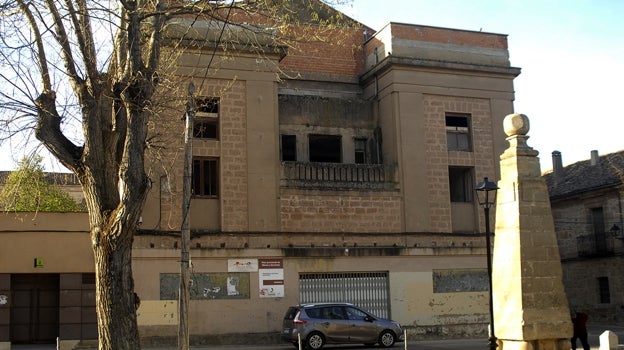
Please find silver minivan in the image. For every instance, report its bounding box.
[281,302,403,349]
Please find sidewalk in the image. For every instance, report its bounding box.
[10,324,624,350]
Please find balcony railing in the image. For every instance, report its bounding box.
[281,161,398,191]
[577,233,615,258]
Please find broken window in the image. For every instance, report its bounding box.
[309,134,341,163]
[446,114,471,151]
[448,167,473,202]
[192,157,219,197]
[354,138,367,164]
[194,97,219,140]
[281,134,297,161]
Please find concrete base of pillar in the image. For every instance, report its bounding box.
[500,338,571,350]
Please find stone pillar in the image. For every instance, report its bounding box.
[492,114,572,350]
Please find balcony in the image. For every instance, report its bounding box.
[576,234,616,258]
[281,161,398,191]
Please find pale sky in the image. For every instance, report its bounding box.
[1,0,622,172]
[335,0,624,171]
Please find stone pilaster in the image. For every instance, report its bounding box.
[492,114,572,350]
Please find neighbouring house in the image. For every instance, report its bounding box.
[0,1,522,347]
[545,150,624,323]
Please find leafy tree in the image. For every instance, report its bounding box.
[0,0,354,349]
[0,156,84,212]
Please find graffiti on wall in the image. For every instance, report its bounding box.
[160,273,250,300]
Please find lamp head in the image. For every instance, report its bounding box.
[475,177,498,208]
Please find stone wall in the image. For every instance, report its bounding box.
[280,192,402,233]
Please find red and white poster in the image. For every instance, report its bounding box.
[258,258,284,298]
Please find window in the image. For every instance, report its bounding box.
[598,277,610,303]
[354,138,367,164]
[192,158,218,197]
[194,97,219,139]
[592,207,607,253]
[281,134,297,161]
[309,134,341,163]
[446,114,472,151]
[449,167,473,202]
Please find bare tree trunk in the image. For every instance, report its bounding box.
[92,218,141,349]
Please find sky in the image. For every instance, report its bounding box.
[1,0,622,172]
[334,0,624,172]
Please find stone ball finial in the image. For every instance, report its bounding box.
[503,113,530,136]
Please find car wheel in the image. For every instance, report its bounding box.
[305,332,325,350]
[378,330,396,348]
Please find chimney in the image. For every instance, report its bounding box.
[590,150,599,166]
[552,151,563,180]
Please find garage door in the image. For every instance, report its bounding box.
[299,272,390,318]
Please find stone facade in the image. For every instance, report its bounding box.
[545,150,624,323]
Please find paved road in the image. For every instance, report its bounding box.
[10,325,624,350]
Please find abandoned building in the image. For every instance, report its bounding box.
[0,2,523,348]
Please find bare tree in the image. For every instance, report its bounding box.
[0,0,354,349]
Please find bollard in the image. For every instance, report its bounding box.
[599,330,619,350]
[404,329,407,350]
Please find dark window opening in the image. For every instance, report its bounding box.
[449,167,473,202]
[592,207,607,253]
[598,276,610,303]
[192,158,219,197]
[309,135,341,163]
[355,138,367,164]
[194,97,219,140]
[446,114,472,151]
[281,134,297,161]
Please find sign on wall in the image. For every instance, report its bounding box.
[259,258,284,298]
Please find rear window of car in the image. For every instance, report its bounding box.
[283,307,300,320]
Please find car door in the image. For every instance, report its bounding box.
[345,306,379,343]
[317,306,351,343]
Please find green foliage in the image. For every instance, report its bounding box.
[0,156,85,212]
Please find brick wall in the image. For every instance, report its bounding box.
[279,26,365,77]
[280,192,402,233]
[423,95,496,233]
[390,23,508,49]
[149,79,249,232]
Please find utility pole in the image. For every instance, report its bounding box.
[179,82,195,350]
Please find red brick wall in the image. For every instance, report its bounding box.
[391,23,508,49]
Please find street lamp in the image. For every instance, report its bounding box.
[475,177,499,350]
[610,224,621,240]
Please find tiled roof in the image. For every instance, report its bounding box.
[0,171,80,186]
[544,150,624,199]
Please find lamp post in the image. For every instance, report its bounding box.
[475,177,499,350]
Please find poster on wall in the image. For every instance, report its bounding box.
[160,273,250,300]
[258,258,284,298]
